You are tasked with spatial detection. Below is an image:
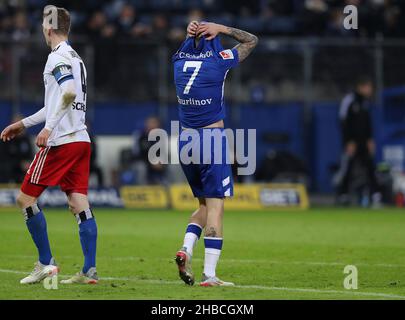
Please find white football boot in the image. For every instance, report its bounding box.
[60,267,98,284]
[200,273,235,287]
[20,258,59,284]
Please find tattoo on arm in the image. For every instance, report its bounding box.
[225,27,258,62]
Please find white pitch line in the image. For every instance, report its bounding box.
[235,284,405,299]
[0,268,404,300]
[118,257,405,269]
[4,254,405,269]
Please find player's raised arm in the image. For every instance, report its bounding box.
[197,23,258,62]
[225,27,258,62]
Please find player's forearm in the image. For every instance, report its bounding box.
[220,25,258,62]
[22,107,46,128]
[220,25,257,44]
[45,80,76,131]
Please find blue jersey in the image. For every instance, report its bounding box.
[172,36,239,128]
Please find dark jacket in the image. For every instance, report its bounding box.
[339,92,372,151]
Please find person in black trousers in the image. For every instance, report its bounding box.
[335,76,381,206]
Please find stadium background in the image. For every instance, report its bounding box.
[3,0,405,301]
[1,0,405,207]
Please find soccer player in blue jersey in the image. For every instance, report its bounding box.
[173,21,258,286]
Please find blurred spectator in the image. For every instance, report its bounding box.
[267,0,296,15]
[222,0,261,16]
[9,10,30,41]
[137,116,167,185]
[0,114,33,183]
[0,0,404,39]
[300,0,329,36]
[89,134,104,187]
[116,3,138,36]
[334,76,381,207]
[358,0,385,37]
[0,141,12,183]
[112,3,149,38]
[383,1,405,37]
[187,8,205,23]
[149,14,169,41]
[326,7,355,37]
[87,11,116,39]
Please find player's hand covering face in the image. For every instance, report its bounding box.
[187,21,199,37]
[196,22,222,40]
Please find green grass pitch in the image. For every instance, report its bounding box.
[1,207,405,300]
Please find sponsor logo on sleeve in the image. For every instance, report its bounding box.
[219,49,234,60]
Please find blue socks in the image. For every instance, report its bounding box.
[75,208,97,274]
[24,204,53,265]
[204,237,223,250]
[23,204,97,274]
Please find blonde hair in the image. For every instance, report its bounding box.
[43,7,71,35]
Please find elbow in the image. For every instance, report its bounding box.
[251,35,259,48]
[246,34,258,51]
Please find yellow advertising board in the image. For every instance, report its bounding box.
[2,184,308,210]
[120,186,169,209]
[169,183,309,211]
[226,184,262,210]
[254,183,309,210]
[169,184,199,211]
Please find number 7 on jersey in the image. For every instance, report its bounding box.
[183,61,202,94]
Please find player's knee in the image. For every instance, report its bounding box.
[67,194,89,215]
[68,204,75,214]
[67,197,76,213]
[16,193,36,209]
[67,199,78,214]
[15,195,25,209]
[207,206,223,219]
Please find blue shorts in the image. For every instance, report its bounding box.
[179,128,233,198]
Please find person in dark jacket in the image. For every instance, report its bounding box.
[335,76,381,206]
[0,114,33,183]
[137,116,167,185]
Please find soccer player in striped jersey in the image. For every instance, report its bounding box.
[1,6,98,285]
[173,21,258,286]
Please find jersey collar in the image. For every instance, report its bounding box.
[51,40,69,52]
[191,37,205,54]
